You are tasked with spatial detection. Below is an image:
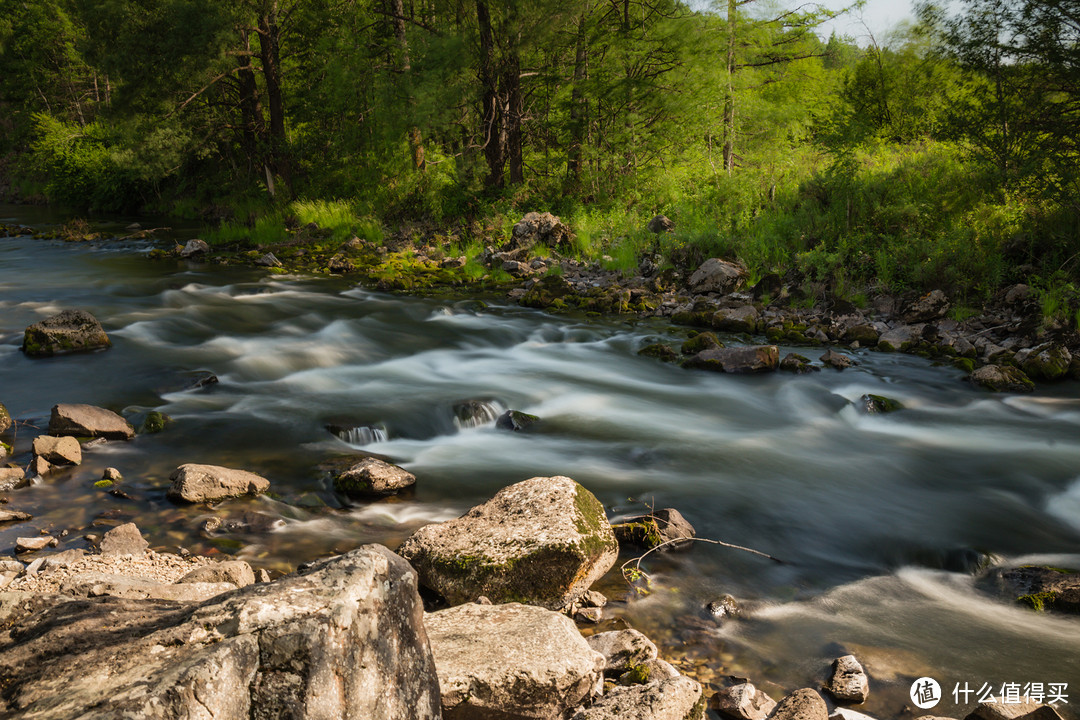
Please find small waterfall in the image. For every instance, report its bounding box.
[453,399,506,430]
[327,424,388,445]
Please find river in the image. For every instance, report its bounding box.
[1,206,1078,717]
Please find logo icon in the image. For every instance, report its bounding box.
[911,677,942,709]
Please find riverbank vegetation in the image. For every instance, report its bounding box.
[2,0,1080,320]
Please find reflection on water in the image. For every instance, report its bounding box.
[1,227,1079,717]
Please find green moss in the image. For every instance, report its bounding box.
[612,520,664,549]
[1018,591,1058,612]
[619,664,651,685]
[638,343,678,362]
[139,411,169,434]
[94,479,114,489]
[680,332,722,355]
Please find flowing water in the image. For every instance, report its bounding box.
[2,206,1079,717]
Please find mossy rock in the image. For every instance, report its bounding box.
[397,476,618,609]
[495,410,540,433]
[680,332,723,355]
[521,275,574,309]
[637,344,678,362]
[971,364,1035,393]
[139,411,171,434]
[860,394,904,414]
[22,310,111,357]
[1021,344,1072,381]
[0,403,10,434]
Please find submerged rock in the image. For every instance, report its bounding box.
[426,602,604,720]
[22,310,111,357]
[167,463,270,503]
[639,343,679,362]
[333,456,416,497]
[398,475,618,609]
[685,345,779,373]
[997,565,1080,614]
[0,545,441,719]
[971,365,1034,393]
[860,394,903,414]
[572,676,704,720]
[49,404,135,440]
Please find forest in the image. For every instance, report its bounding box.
[2,0,1080,320]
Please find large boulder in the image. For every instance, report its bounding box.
[711,306,760,334]
[398,476,618,609]
[49,404,135,440]
[22,310,111,357]
[507,212,574,254]
[573,677,704,720]
[1021,343,1072,381]
[334,457,416,498]
[426,602,604,720]
[688,258,748,295]
[0,545,441,719]
[684,346,779,374]
[167,463,270,503]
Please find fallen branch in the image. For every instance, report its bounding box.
[620,536,786,589]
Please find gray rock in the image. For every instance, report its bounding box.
[426,602,603,720]
[102,467,122,482]
[780,353,818,374]
[971,365,1034,393]
[706,594,741,621]
[820,349,853,369]
[825,654,869,703]
[167,463,270,503]
[49,404,135,440]
[61,573,237,602]
[30,456,51,477]
[647,215,675,234]
[574,607,604,623]
[903,290,950,323]
[509,212,574,253]
[830,710,881,720]
[685,345,779,373]
[877,325,917,352]
[586,629,658,674]
[712,306,761,334]
[15,536,56,553]
[636,659,680,682]
[713,682,777,720]
[572,676,705,720]
[399,475,618,610]
[0,508,30,523]
[100,523,149,557]
[179,560,256,588]
[0,545,440,719]
[688,258,748,294]
[0,402,10,434]
[22,310,111,357]
[333,457,416,498]
[612,508,696,550]
[32,435,81,466]
[0,559,25,574]
[179,238,209,257]
[968,700,1045,720]
[41,549,87,570]
[770,689,829,720]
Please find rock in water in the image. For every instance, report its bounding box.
[821,349,853,370]
[426,602,605,720]
[612,508,696,550]
[687,258,748,294]
[971,365,1035,393]
[860,394,903,414]
[49,404,135,440]
[99,523,149,557]
[825,655,870,703]
[684,346,779,374]
[0,545,441,719]
[0,402,11,434]
[22,310,111,357]
[32,435,82,465]
[167,463,270,503]
[398,476,618,609]
[572,676,705,720]
[495,409,541,432]
[333,457,416,497]
[771,689,829,720]
[179,238,209,258]
[712,682,777,720]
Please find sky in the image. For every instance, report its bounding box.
[814,0,917,44]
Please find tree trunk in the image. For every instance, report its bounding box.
[391,0,426,171]
[567,10,589,183]
[722,0,736,173]
[258,0,289,192]
[476,0,504,188]
[238,28,264,174]
[506,41,523,185]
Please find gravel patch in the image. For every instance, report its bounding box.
[5,550,217,594]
